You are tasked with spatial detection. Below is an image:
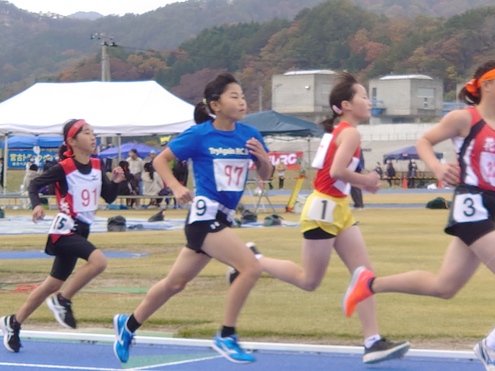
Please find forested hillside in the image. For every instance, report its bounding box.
[1,0,494,109]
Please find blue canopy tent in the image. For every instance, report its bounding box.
[99,142,160,160]
[383,146,443,162]
[241,110,323,137]
[0,135,63,149]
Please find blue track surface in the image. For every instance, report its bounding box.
[0,334,484,371]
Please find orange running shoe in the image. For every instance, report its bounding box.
[342,266,375,317]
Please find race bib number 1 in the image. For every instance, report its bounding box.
[306,196,336,223]
[48,213,75,235]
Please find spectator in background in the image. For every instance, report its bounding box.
[118,160,139,208]
[374,162,383,179]
[407,160,418,188]
[146,150,158,165]
[275,160,286,189]
[0,157,4,189]
[385,161,396,187]
[127,149,144,207]
[350,151,365,209]
[142,162,164,208]
[21,164,40,209]
[172,159,189,209]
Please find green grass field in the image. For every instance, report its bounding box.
[0,188,489,350]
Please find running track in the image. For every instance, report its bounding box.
[0,331,484,370]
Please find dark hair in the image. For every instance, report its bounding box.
[458,60,495,105]
[29,164,38,171]
[144,162,154,180]
[58,119,85,160]
[129,149,138,156]
[119,160,129,170]
[319,72,359,133]
[194,72,239,124]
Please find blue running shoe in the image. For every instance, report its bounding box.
[212,332,255,363]
[113,314,134,363]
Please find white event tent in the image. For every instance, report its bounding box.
[0,80,195,191]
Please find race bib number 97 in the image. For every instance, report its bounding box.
[213,159,248,192]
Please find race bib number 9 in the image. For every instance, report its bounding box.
[306,195,336,223]
[453,193,488,223]
[189,196,220,224]
[48,213,75,235]
[72,183,99,212]
[213,159,248,192]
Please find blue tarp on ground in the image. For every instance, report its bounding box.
[242,110,323,137]
[0,135,63,149]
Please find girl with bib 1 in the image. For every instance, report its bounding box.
[113,73,272,364]
[228,72,410,364]
[0,119,124,354]
[342,61,495,370]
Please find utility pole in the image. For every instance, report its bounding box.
[91,33,117,146]
[90,33,117,82]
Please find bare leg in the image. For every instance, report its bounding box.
[334,226,378,338]
[258,238,332,291]
[203,229,262,326]
[16,276,63,323]
[61,250,107,300]
[372,237,480,299]
[133,247,210,323]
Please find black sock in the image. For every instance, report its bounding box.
[127,314,141,333]
[368,277,375,293]
[220,325,235,338]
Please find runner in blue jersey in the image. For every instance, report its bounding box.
[113,73,272,364]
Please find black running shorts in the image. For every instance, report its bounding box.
[184,211,231,253]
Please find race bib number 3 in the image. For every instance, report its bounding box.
[306,196,336,223]
[213,159,248,192]
[48,213,75,235]
[453,193,488,223]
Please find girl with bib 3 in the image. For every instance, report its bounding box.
[113,73,272,364]
[0,119,124,353]
[342,61,495,371]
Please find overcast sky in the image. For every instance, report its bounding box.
[7,0,186,16]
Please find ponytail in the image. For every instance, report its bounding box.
[194,102,214,124]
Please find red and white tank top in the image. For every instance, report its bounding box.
[454,107,495,191]
[312,122,361,197]
[56,157,102,224]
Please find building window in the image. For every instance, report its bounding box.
[371,87,377,101]
[417,88,435,98]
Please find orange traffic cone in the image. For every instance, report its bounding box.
[402,176,408,189]
[437,179,443,189]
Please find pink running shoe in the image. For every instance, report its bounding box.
[342,266,375,317]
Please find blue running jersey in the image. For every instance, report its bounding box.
[168,120,269,210]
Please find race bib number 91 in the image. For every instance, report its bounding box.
[72,183,99,212]
[213,159,248,192]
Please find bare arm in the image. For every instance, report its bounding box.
[330,127,381,193]
[417,109,470,186]
[246,137,273,180]
[153,148,193,204]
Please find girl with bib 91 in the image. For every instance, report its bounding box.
[113,73,272,364]
[0,119,124,353]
